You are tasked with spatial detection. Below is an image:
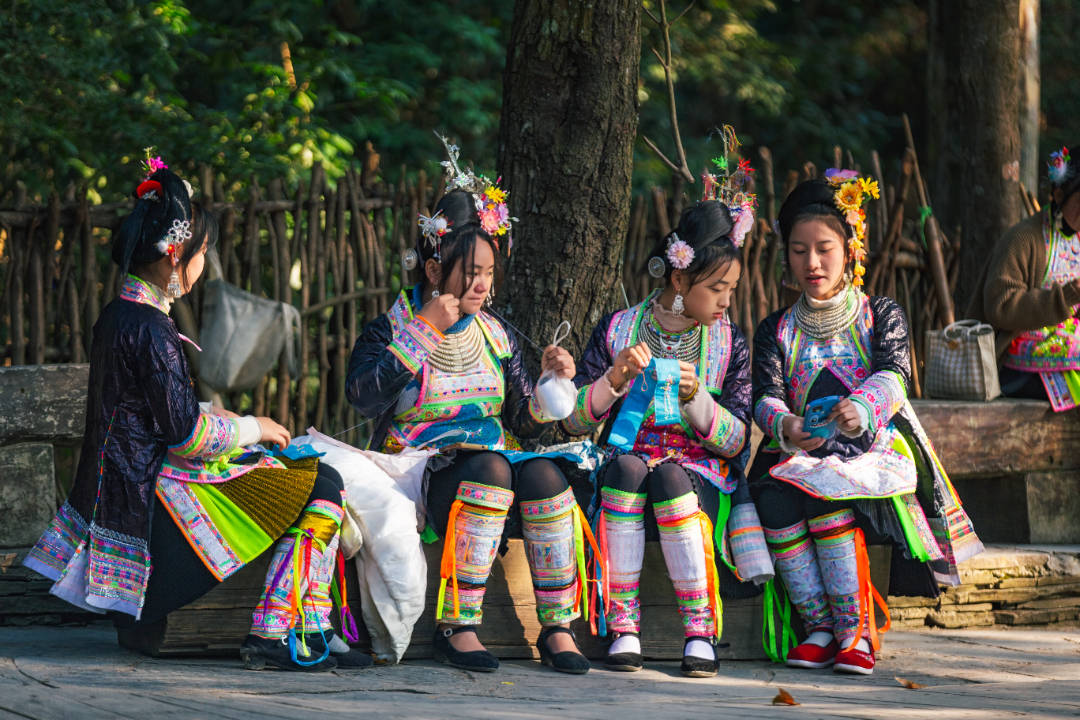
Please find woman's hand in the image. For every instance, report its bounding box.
[608,342,652,391]
[826,398,863,435]
[677,361,699,400]
[541,345,575,379]
[255,417,291,450]
[417,293,461,333]
[781,415,826,452]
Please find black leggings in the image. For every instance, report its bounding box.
[753,481,851,530]
[600,453,696,503]
[134,462,345,625]
[425,451,569,535]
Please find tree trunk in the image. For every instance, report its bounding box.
[497,0,641,366]
[1019,0,1040,194]
[928,0,1023,309]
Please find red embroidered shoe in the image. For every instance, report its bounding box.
[834,645,875,675]
[785,639,838,669]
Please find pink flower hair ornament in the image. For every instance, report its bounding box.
[666,234,695,269]
[1049,146,1072,186]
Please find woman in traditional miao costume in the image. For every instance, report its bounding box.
[564,150,765,677]
[23,162,368,672]
[968,144,1080,410]
[750,172,983,675]
[345,142,597,674]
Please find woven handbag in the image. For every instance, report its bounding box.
[924,320,1001,401]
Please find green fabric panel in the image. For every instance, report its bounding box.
[889,494,931,562]
[190,482,273,563]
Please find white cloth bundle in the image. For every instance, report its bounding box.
[292,428,436,663]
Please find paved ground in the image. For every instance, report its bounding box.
[2,623,1080,719]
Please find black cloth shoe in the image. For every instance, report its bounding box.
[432,626,499,672]
[537,626,591,675]
[239,634,338,672]
[310,630,374,669]
[603,632,643,672]
[680,636,720,678]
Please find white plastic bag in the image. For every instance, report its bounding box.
[533,320,577,420]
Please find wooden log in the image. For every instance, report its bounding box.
[910,399,1080,477]
[903,113,954,326]
[130,540,771,660]
[867,150,914,295]
[10,226,27,364]
[314,184,330,431]
[28,219,46,365]
[651,187,671,238]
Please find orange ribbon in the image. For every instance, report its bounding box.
[846,527,891,652]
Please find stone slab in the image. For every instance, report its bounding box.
[1026,472,1080,544]
[0,364,89,443]
[0,444,55,548]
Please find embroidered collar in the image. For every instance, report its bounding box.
[119,274,172,315]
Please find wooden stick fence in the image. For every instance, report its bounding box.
[0,140,971,447]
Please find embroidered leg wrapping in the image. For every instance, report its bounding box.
[437,481,514,625]
[764,520,833,634]
[599,487,647,634]
[808,509,860,647]
[654,492,720,638]
[250,498,344,640]
[521,487,584,626]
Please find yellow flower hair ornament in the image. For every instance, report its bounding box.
[824,168,879,288]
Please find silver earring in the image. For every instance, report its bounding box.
[431,289,440,298]
[672,293,685,316]
[167,268,182,298]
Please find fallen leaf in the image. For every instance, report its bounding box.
[0,553,16,574]
[771,688,800,706]
[895,676,926,689]
[500,681,514,685]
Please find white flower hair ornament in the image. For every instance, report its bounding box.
[155,218,192,257]
[416,210,452,261]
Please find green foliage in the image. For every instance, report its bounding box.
[1,0,1073,202]
[0,0,510,201]
[636,0,929,189]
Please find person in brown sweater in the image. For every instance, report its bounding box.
[967,142,1080,405]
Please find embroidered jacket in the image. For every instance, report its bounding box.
[564,293,751,493]
[752,293,909,460]
[345,290,552,451]
[24,276,253,617]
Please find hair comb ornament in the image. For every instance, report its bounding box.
[433,132,516,252]
[702,124,757,249]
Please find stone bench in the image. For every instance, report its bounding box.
[0,364,89,550]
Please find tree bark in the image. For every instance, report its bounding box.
[928,0,1023,309]
[497,0,641,366]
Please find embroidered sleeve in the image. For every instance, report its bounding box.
[387,316,444,374]
[561,313,617,436]
[170,412,239,458]
[696,324,751,457]
[849,297,911,433]
[694,394,747,457]
[751,312,794,443]
[562,382,610,436]
[849,370,907,433]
